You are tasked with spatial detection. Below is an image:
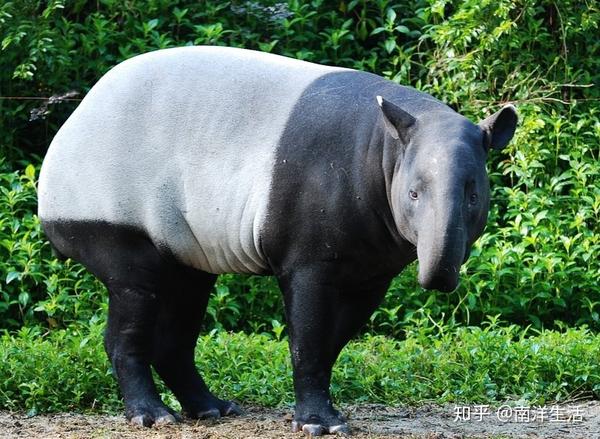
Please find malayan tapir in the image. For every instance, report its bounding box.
[38,46,517,435]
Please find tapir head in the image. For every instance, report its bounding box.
[377,96,518,292]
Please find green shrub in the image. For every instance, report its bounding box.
[0,161,106,329]
[1,321,598,413]
[0,0,598,332]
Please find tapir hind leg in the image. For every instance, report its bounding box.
[278,267,391,436]
[151,265,242,419]
[41,220,179,427]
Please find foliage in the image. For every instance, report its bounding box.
[0,0,598,333]
[1,320,598,413]
[0,161,106,329]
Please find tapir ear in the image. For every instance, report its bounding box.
[478,104,518,150]
[376,96,416,144]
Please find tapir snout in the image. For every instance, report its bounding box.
[416,219,466,293]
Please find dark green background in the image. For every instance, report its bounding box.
[0,0,598,335]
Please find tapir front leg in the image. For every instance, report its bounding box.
[279,266,390,436]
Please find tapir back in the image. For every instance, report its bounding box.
[38,46,345,274]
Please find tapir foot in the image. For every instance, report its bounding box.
[183,396,242,419]
[291,412,349,436]
[127,403,182,427]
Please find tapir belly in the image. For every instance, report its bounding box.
[38,46,344,274]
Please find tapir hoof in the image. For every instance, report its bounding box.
[184,399,243,419]
[291,421,349,436]
[222,401,243,416]
[128,405,182,427]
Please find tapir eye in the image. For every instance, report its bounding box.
[409,190,418,200]
[469,193,479,204]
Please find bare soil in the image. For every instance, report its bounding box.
[1,402,599,439]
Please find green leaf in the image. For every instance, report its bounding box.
[18,292,30,307]
[386,8,396,24]
[147,19,159,30]
[384,38,396,54]
[6,271,20,284]
[394,25,410,34]
[25,164,35,180]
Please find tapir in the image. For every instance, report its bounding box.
[38,46,517,435]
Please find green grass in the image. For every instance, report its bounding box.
[1,321,598,414]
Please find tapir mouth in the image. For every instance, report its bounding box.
[416,247,465,293]
[418,268,459,292]
[415,220,469,292]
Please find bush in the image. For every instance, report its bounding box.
[1,321,598,413]
[0,161,106,329]
[0,0,598,332]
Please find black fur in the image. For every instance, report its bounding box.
[42,220,240,425]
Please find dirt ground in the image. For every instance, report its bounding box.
[1,402,599,439]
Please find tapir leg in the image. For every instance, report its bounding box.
[41,220,179,426]
[151,266,242,419]
[279,267,390,436]
[105,280,180,426]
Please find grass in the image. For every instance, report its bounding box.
[1,320,598,414]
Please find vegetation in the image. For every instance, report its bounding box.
[0,0,598,413]
[1,320,599,413]
[0,0,597,334]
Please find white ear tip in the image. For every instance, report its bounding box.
[376,95,383,106]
